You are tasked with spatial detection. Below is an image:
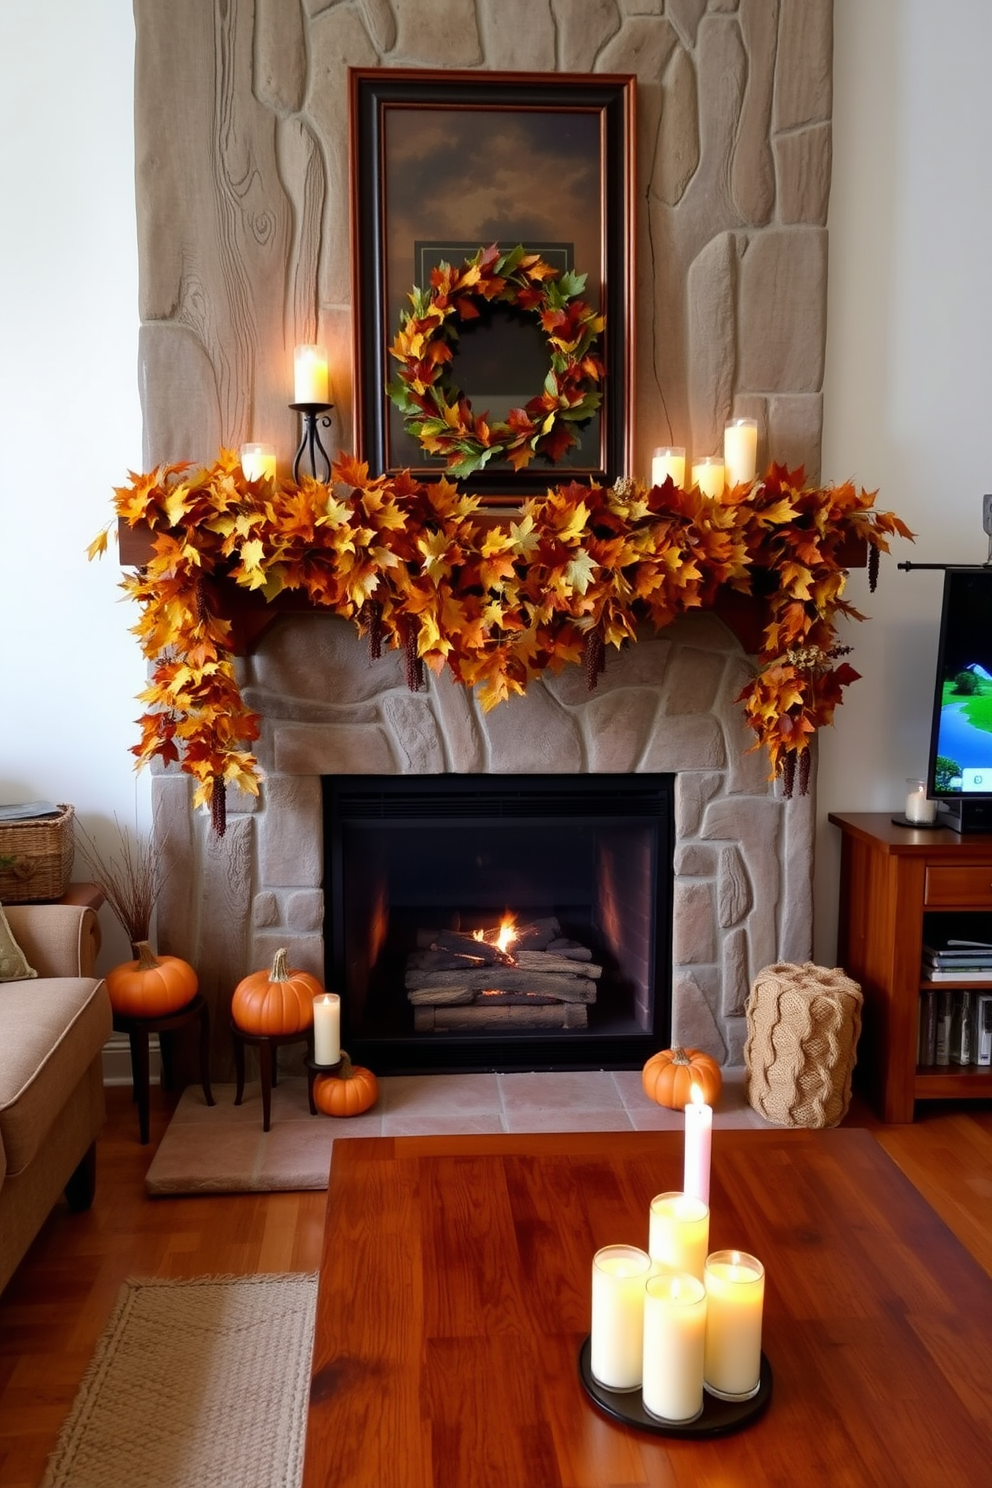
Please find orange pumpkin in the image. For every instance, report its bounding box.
[642,1046,723,1110]
[105,940,198,1018]
[313,1052,378,1117]
[231,947,319,1035]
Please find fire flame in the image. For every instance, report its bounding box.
[472,915,518,956]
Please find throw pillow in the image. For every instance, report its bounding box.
[0,903,38,981]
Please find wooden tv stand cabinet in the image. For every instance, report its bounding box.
[830,811,992,1122]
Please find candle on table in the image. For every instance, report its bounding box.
[648,1191,710,1281]
[642,1271,707,1423]
[692,455,725,499]
[240,442,277,483]
[590,1244,651,1391]
[651,446,685,490]
[703,1249,765,1400]
[294,343,329,404]
[905,778,937,825]
[313,993,341,1065]
[683,1084,713,1207]
[723,418,758,488]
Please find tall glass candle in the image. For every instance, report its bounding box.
[703,1250,765,1400]
[905,778,937,825]
[683,1085,713,1207]
[294,343,329,404]
[240,442,277,482]
[648,1192,710,1281]
[692,455,725,499]
[313,993,341,1065]
[724,418,758,488]
[651,446,685,490]
[590,1244,651,1391]
[642,1271,707,1423]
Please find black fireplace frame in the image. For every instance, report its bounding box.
[323,773,674,1074]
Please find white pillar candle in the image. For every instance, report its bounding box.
[642,1271,707,1423]
[240,442,277,482]
[651,446,685,490]
[313,993,341,1065]
[590,1245,651,1391]
[723,418,758,488]
[648,1191,710,1281]
[905,778,937,825]
[691,455,725,499]
[294,343,329,404]
[703,1250,765,1400]
[683,1085,713,1207]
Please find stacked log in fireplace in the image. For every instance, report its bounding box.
[406,917,602,1032]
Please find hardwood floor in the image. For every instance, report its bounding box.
[0,1087,326,1488]
[0,1085,990,1487]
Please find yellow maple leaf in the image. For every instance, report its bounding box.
[87,527,110,561]
[417,530,455,582]
[163,482,193,529]
[565,549,599,594]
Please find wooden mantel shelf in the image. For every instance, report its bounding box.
[117,517,867,659]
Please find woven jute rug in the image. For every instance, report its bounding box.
[41,1274,317,1488]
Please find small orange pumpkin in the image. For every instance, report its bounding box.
[231,947,320,1035]
[105,941,198,1018]
[313,1052,379,1117]
[642,1046,723,1110]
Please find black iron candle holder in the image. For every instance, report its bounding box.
[290,402,334,483]
[578,1337,772,1438]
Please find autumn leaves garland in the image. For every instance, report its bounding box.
[94,452,912,830]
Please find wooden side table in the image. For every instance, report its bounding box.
[231,1022,317,1132]
[113,994,215,1144]
[830,810,992,1120]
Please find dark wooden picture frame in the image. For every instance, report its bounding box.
[350,68,634,504]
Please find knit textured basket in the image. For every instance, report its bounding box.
[0,804,75,903]
[744,961,863,1128]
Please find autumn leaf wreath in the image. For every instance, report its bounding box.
[386,243,605,478]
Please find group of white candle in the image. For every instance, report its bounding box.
[589,1088,765,1424]
[651,418,759,498]
[239,343,331,482]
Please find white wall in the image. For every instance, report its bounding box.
[3,0,989,973]
[817,0,992,959]
[0,0,145,971]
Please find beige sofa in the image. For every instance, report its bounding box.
[0,903,112,1294]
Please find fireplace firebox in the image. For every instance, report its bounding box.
[323,774,674,1073]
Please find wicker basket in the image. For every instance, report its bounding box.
[0,804,75,903]
[744,961,863,1128]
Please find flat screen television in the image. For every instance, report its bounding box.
[926,567,992,831]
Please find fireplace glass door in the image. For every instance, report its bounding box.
[323,774,674,1073]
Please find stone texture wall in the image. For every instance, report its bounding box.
[135,0,832,480]
[153,613,814,1078]
[134,0,832,1075]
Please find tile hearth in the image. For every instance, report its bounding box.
[144,1069,775,1197]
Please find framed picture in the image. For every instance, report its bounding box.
[350,69,634,504]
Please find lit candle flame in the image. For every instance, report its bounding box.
[690,1081,704,1107]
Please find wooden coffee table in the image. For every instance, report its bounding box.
[303,1128,992,1487]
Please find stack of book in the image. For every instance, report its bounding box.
[922,938,992,981]
[920,938,992,1067]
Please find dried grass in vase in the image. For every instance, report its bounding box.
[74,820,198,1016]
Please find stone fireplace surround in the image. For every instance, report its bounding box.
[152,610,814,1081]
[134,0,831,1079]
